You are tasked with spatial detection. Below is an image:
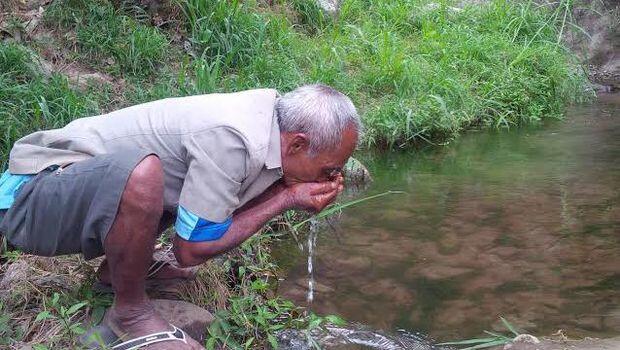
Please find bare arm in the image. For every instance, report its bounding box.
[173,177,343,267]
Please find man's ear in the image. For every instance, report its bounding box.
[287,133,309,155]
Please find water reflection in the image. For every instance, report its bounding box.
[273,94,620,341]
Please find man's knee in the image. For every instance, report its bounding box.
[123,155,164,215]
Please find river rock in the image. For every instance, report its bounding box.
[294,278,335,293]
[342,157,372,185]
[151,299,214,343]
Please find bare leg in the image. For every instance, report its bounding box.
[103,155,202,349]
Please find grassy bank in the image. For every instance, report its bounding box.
[1,0,591,348]
[0,0,591,165]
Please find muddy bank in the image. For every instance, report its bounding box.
[565,0,619,91]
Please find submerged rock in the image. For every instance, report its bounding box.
[277,324,447,350]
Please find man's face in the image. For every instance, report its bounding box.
[280,126,358,185]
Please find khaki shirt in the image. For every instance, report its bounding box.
[8,89,283,222]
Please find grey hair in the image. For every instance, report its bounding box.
[276,84,361,155]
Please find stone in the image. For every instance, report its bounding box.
[315,0,340,14]
[342,157,372,186]
[294,278,335,293]
[151,299,215,344]
[512,334,540,344]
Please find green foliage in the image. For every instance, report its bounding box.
[180,0,268,70]
[207,294,347,349]
[290,0,331,34]
[207,295,297,349]
[202,230,347,349]
[45,0,168,76]
[174,0,590,148]
[0,43,100,171]
[35,292,88,340]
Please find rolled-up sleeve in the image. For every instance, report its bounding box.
[178,127,249,223]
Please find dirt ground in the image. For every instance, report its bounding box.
[494,335,620,350]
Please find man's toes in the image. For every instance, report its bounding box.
[186,336,206,350]
[143,341,195,350]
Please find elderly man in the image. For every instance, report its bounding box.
[0,84,360,349]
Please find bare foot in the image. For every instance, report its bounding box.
[97,259,195,285]
[106,301,204,349]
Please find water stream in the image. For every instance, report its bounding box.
[273,95,620,343]
[307,220,318,304]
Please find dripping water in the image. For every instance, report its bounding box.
[306,218,320,347]
[307,223,318,304]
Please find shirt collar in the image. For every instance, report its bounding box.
[265,112,282,170]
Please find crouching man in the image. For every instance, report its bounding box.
[0,84,360,349]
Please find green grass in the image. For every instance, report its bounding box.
[178,0,591,147]
[0,43,100,170]
[0,0,591,168]
[44,0,169,77]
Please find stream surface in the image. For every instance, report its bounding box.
[273,94,620,342]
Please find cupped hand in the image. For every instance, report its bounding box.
[284,175,345,213]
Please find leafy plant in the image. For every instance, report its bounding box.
[35,293,88,342]
[207,294,347,350]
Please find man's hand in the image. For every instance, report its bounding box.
[283,174,344,213]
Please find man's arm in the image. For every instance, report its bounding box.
[173,178,343,267]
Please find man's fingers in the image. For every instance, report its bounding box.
[309,180,339,195]
[314,188,339,210]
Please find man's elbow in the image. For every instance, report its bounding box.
[173,244,211,267]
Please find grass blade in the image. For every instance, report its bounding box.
[292,190,405,230]
[500,316,520,336]
[437,337,499,345]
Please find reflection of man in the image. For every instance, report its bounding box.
[0,84,360,349]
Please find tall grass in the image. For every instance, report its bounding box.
[0,0,591,171]
[44,0,169,76]
[177,0,591,148]
[0,43,99,170]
